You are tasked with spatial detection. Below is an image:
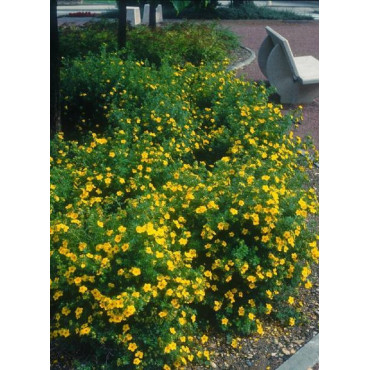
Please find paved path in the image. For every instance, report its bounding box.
[219,19,319,150]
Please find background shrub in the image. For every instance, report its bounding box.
[164,1,313,20]
[51,60,318,368]
[59,21,239,64]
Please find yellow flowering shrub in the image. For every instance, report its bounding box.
[51,59,318,368]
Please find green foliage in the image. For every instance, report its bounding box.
[51,58,319,368]
[59,20,118,60]
[216,2,314,20]
[60,49,125,134]
[126,22,239,67]
[59,21,239,64]
[60,22,239,133]
[167,1,313,20]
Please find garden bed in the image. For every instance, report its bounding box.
[51,20,319,370]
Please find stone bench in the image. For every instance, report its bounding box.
[142,4,163,24]
[258,26,319,104]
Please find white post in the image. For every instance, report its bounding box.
[126,7,141,26]
[142,3,150,24]
[156,4,163,23]
[142,4,163,25]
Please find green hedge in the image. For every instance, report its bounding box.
[59,21,239,63]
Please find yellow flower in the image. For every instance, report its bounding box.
[170,327,176,334]
[287,296,295,305]
[158,311,168,318]
[130,267,141,276]
[143,284,152,292]
[179,317,186,325]
[195,206,207,214]
[266,303,273,314]
[201,335,208,344]
[114,234,122,243]
[156,251,164,258]
[118,225,126,233]
[179,238,188,245]
[257,322,264,335]
[61,307,71,316]
[125,305,136,317]
[109,152,115,158]
[136,225,147,233]
[135,351,143,359]
[230,208,238,215]
[79,286,88,294]
[214,301,222,311]
[128,342,138,352]
[75,307,83,319]
[289,317,295,326]
[248,313,255,321]
[80,327,91,335]
[238,307,245,316]
[133,358,141,365]
[97,221,104,228]
[221,317,229,325]
[240,263,249,274]
[204,270,212,278]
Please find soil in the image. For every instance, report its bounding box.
[228,45,253,68]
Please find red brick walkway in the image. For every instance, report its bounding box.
[219,20,319,150]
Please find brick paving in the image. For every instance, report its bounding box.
[219,19,319,150]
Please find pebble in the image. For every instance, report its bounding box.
[210,361,218,369]
[282,348,291,356]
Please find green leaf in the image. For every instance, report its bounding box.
[171,0,191,14]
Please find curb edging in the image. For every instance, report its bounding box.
[227,46,256,71]
[276,334,319,370]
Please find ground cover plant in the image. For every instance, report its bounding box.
[51,51,319,368]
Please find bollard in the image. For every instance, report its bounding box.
[142,3,163,24]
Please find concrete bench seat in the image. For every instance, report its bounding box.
[294,56,319,85]
[258,26,319,104]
